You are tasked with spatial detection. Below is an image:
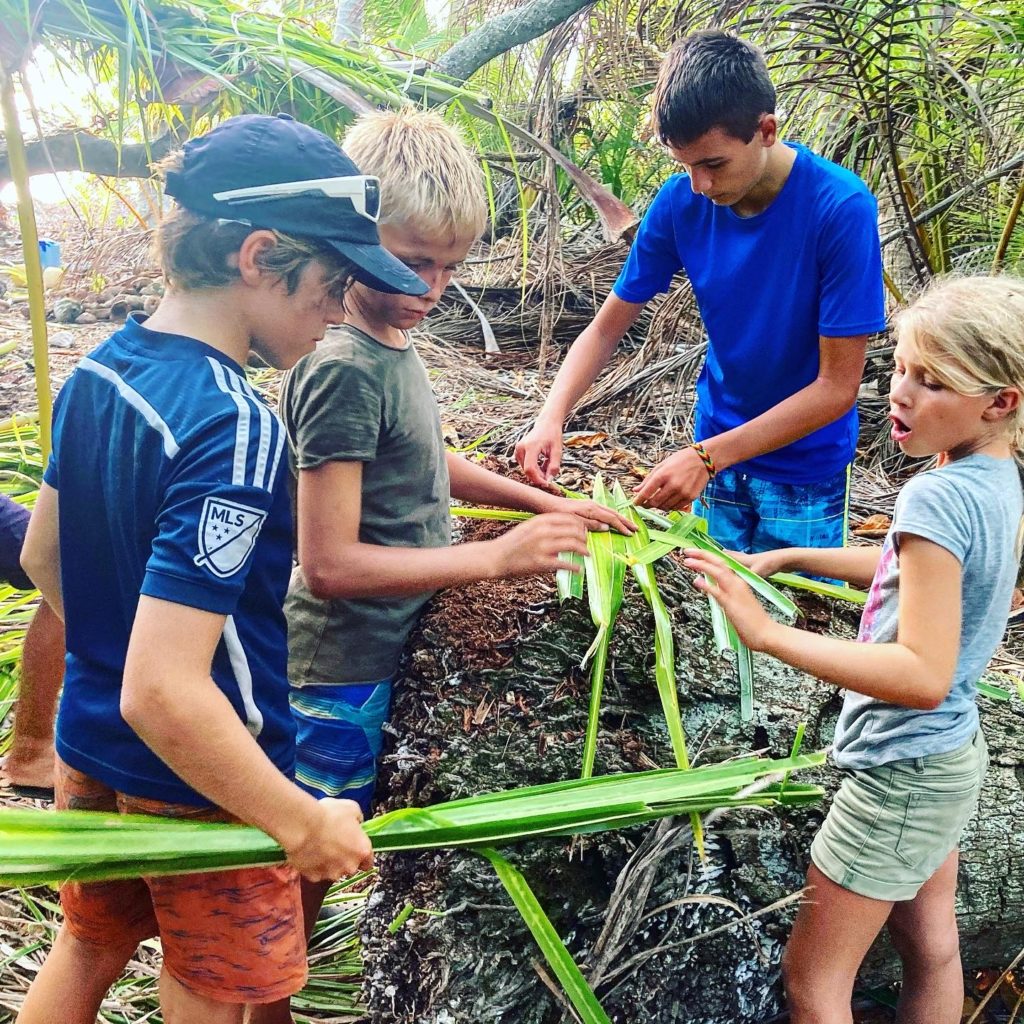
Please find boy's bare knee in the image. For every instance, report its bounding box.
[159,970,245,1024]
[54,923,137,973]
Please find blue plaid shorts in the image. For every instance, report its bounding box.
[695,465,851,554]
[290,678,394,815]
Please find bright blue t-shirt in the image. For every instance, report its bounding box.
[614,142,886,483]
[46,314,296,805]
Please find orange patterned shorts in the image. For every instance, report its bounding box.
[55,757,307,1004]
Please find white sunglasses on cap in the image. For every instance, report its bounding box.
[211,175,381,223]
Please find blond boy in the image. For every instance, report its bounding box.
[260,111,629,996]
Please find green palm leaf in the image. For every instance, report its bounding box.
[579,476,628,779]
[628,528,798,620]
[0,753,825,886]
[767,572,867,605]
[616,484,705,860]
[449,507,532,522]
[629,509,814,722]
[556,550,586,603]
[479,847,611,1024]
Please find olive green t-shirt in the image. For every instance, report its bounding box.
[280,324,451,685]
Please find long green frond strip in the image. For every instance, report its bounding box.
[0,753,825,886]
[480,848,612,1024]
[449,506,534,522]
[579,476,628,778]
[766,572,868,605]
[617,488,704,860]
[631,530,797,619]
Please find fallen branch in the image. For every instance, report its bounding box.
[0,129,178,187]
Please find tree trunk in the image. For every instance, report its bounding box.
[0,130,176,188]
[333,0,365,43]
[434,0,599,84]
[363,519,1024,1023]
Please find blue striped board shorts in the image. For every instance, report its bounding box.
[695,464,851,556]
[290,678,395,815]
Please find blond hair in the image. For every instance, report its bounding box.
[343,107,487,241]
[895,273,1024,450]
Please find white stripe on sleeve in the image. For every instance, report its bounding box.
[228,371,274,489]
[223,616,265,738]
[207,357,251,486]
[80,358,180,458]
[266,415,287,488]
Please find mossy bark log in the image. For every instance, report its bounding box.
[363,533,1024,1024]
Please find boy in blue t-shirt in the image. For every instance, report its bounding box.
[15,114,433,1024]
[517,30,887,552]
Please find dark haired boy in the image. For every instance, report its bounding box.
[16,113,429,1024]
[518,30,886,553]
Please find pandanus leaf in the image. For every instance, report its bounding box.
[579,476,629,778]
[479,848,611,1024]
[627,512,802,722]
[556,550,585,603]
[615,483,705,861]
[449,507,533,522]
[766,572,867,605]
[0,752,826,886]
[631,529,798,620]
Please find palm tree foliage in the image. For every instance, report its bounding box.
[4,0,1020,280]
[437,0,1024,278]
[726,0,1024,279]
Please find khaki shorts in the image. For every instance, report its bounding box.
[56,758,307,1004]
[811,729,988,902]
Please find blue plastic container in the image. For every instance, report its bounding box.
[38,239,61,269]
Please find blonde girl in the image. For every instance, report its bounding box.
[684,274,1024,1024]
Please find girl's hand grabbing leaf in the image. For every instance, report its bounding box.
[682,548,777,651]
[728,546,794,579]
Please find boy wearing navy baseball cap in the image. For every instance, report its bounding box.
[17,114,424,1024]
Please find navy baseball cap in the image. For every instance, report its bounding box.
[163,113,428,297]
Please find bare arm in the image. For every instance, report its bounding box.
[683,535,960,710]
[20,483,64,621]
[736,544,882,589]
[633,335,869,510]
[122,597,373,880]
[446,453,634,534]
[516,294,645,484]
[297,460,589,600]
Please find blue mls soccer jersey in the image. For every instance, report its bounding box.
[46,314,296,805]
[614,142,887,483]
